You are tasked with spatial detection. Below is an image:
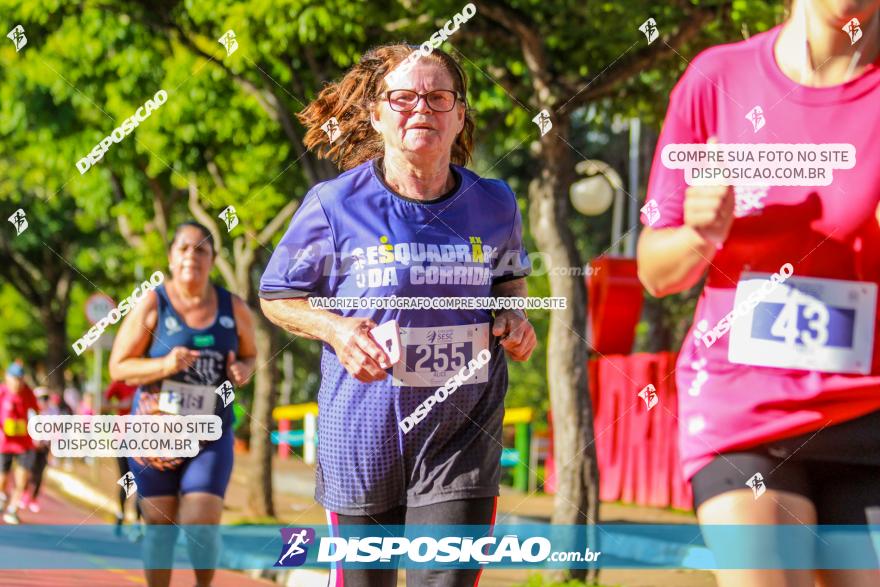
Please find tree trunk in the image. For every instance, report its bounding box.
[247,306,278,518]
[40,305,68,394]
[187,177,281,518]
[528,116,600,584]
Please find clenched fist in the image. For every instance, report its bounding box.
[329,317,389,383]
[162,346,200,377]
[683,138,735,246]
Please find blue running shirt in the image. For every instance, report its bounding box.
[260,158,530,514]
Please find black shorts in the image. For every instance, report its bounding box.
[692,409,880,524]
[327,497,498,587]
[0,451,33,474]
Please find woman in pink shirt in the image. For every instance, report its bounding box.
[639,1,880,585]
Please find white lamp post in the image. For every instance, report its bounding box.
[569,159,625,255]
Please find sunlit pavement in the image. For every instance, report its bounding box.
[0,487,277,587]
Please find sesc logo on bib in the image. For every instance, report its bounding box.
[729,274,877,374]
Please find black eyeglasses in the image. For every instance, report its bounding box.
[384,89,461,112]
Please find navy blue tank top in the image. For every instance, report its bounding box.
[143,283,239,427]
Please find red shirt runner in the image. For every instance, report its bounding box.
[104,380,137,416]
[0,384,39,454]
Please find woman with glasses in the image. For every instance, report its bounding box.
[260,44,536,586]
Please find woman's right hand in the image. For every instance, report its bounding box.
[684,183,735,246]
[329,317,390,382]
[162,346,201,377]
[683,138,736,246]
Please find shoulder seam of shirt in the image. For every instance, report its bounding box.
[666,59,712,143]
[666,27,777,142]
[309,185,340,276]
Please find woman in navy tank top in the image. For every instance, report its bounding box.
[110,221,256,587]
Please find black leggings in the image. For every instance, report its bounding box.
[692,409,880,524]
[327,497,497,587]
[116,457,142,521]
[28,448,49,498]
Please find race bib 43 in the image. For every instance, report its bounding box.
[728,274,877,374]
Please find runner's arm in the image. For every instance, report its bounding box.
[637,225,717,297]
[491,276,527,314]
[491,278,536,361]
[259,297,339,342]
[108,290,177,385]
[260,297,389,381]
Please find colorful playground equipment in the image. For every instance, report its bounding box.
[271,402,318,464]
[272,402,538,491]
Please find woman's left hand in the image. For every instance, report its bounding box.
[492,310,537,361]
[227,351,255,387]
